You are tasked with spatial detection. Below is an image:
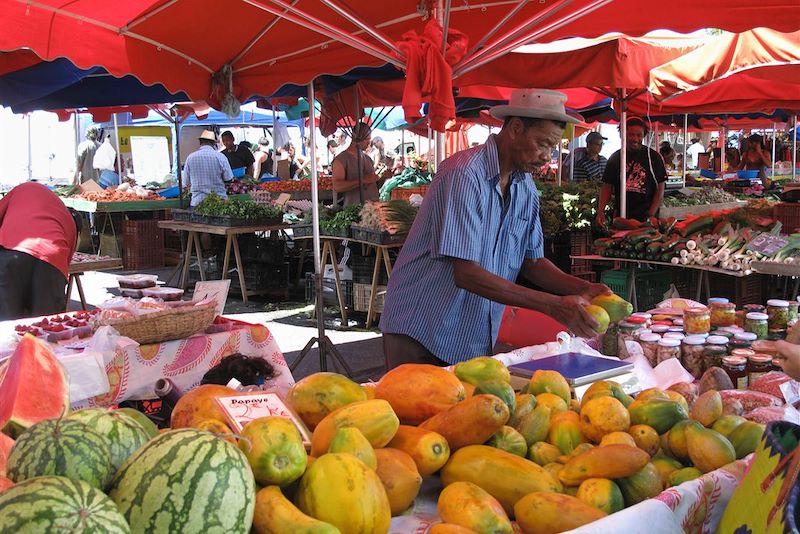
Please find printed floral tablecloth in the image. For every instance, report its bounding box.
[74,322,293,408]
[389,458,751,534]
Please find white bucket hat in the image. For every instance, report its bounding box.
[490,88,581,124]
[198,130,217,142]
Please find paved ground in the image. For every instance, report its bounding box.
[70,267,386,381]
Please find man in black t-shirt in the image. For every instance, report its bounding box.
[220,131,255,176]
[596,118,667,224]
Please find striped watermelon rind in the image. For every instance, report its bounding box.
[6,418,114,490]
[68,408,151,471]
[0,475,130,533]
[109,428,256,534]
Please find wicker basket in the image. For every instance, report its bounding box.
[97,304,217,345]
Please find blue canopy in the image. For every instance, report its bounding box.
[0,57,190,113]
[127,106,305,130]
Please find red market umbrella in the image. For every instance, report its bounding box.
[649,29,800,110]
[1,0,798,114]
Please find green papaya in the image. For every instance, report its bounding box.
[651,455,684,488]
[728,421,766,459]
[514,405,551,447]
[508,394,537,428]
[474,380,516,415]
[628,398,688,434]
[666,420,703,461]
[486,426,528,457]
[711,415,747,439]
[590,294,633,323]
[580,380,634,409]
[667,467,702,487]
[685,424,736,473]
[548,417,586,456]
[454,357,511,385]
[617,462,662,506]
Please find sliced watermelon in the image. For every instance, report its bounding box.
[0,432,13,476]
[0,475,12,493]
[0,335,69,438]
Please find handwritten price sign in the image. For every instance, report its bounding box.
[215,392,311,446]
[746,233,789,257]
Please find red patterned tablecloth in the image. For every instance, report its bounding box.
[74,322,293,408]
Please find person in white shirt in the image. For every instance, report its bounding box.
[686,138,705,169]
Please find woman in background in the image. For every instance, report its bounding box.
[739,134,772,187]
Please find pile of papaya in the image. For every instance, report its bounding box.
[241,359,764,534]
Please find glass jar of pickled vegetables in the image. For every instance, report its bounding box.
[767,299,790,332]
[650,324,670,333]
[681,335,707,378]
[732,331,757,349]
[710,302,736,327]
[747,354,774,384]
[639,333,661,367]
[602,323,618,357]
[703,335,729,370]
[745,312,769,340]
[616,321,642,359]
[657,338,682,364]
[684,307,711,335]
[722,355,748,390]
[789,301,799,326]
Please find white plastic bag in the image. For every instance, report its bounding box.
[93,138,117,171]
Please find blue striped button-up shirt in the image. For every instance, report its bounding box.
[379,135,544,364]
[184,145,234,207]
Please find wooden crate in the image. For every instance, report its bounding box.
[353,283,386,313]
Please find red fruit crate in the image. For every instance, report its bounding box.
[774,203,800,234]
[390,186,429,201]
[123,219,165,270]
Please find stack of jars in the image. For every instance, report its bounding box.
[620,296,793,388]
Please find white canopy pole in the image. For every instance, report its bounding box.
[568,126,575,182]
[113,113,122,181]
[682,114,688,180]
[772,122,777,179]
[272,106,278,176]
[556,145,562,186]
[720,126,727,176]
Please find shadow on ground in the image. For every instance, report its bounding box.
[283,336,386,382]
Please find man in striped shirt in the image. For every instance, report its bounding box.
[380,89,611,367]
[572,132,608,182]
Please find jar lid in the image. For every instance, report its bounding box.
[749,354,773,363]
[685,306,710,314]
[744,304,766,312]
[663,332,685,340]
[789,301,799,306]
[767,299,790,307]
[706,335,729,345]
[712,330,734,339]
[672,318,685,326]
[658,338,682,347]
[723,355,747,365]
[734,332,758,342]
[631,312,652,320]
[636,329,652,336]
[618,321,641,330]
[639,333,662,342]
[668,326,685,332]
[731,348,756,358]
[708,297,730,305]
[718,326,745,333]
[746,312,769,320]
[625,316,648,325]
[650,325,670,333]
[682,335,707,345]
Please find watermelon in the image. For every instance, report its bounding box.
[117,407,160,438]
[109,428,255,534]
[7,419,114,490]
[0,475,12,492]
[0,334,69,437]
[68,408,151,470]
[0,432,13,476]
[0,476,130,533]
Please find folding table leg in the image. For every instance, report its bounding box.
[232,235,248,304]
[180,231,195,290]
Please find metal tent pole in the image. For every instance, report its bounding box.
[272,106,278,176]
[682,114,688,180]
[355,88,364,205]
[720,126,727,175]
[290,81,351,376]
[772,122,777,180]
[620,92,627,219]
[568,126,575,182]
[794,115,798,182]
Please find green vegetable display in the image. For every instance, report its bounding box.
[535,180,601,238]
[194,193,283,221]
[320,205,362,232]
